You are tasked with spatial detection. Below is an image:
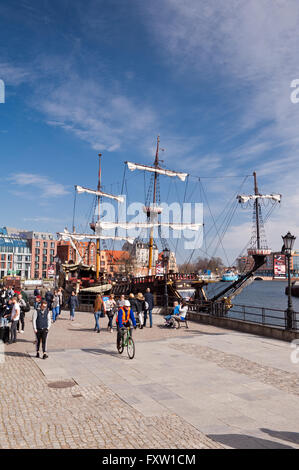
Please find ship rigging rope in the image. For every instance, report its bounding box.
[182,175,249,273]
[174,175,190,257]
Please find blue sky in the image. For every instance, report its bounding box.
[1,0,299,265]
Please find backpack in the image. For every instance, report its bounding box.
[23,301,30,313]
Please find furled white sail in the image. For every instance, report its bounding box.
[57,230,134,244]
[237,194,281,203]
[75,185,124,203]
[126,162,188,182]
[96,221,202,231]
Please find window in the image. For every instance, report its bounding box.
[1,263,5,269]
[43,256,47,262]
[35,241,40,247]
[51,242,55,248]
[35,248,40,254]
[50,249,55,255]
[42,271,47,278]
[1,254,5,261]
[43,249,47,255]
[35,256,39,262]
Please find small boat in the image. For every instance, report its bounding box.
[222,270,239,282]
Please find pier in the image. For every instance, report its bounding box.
[1,307,299,449]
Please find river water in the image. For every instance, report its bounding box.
[206,280,299,311]
[177,280,299,327]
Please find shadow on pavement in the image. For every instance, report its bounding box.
[182,330,227,336]
[260,428,299,446]
[208,433,295,449]
[68,328,96,332]
[81,347,120,358]
[3,351,29,358]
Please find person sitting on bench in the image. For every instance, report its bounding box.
[172,301,188,327]
[164,301,180,327]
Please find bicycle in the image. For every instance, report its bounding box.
[117,326,135,359]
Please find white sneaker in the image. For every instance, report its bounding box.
[20,330,24,334]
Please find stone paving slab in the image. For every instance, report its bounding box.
[1,309,299,449]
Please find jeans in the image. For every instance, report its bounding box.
[94,312,101,331]
[165,314,173,321]
[17,312,25,331]
[144,309,153,327]
[70,308,75,319]
[52,306,59,322]
[10,320,17,342]
[107,311,114,329]
[36,329,48,353]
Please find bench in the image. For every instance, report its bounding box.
[173,314,189,329]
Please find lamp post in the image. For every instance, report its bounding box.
[282,232,296,330]
[162,248,170,313]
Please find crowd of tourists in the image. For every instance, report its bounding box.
[0,283,188,359]
[0,284,79,358]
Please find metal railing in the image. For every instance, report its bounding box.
[188,300,299,331]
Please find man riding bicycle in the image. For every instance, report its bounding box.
[116,299,137,350]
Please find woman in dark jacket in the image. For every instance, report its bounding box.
[68,291,79,321]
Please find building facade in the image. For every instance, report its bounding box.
[57,240,96,267]
[20,231,58,279]
[0,228,31,279]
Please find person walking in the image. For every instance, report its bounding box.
[57,287,63,316]
[117,294,125,308]
[9,296,20,344]
[68,290,79,321]
[51,290,60,323]
[33,287,40,309]
[45,288,53,310]
[135,292,145,329]
[144,288,154,328]
[17,293,29,333]
[106,294,117,332]
[32,299,51,359]
[93,294,106,333]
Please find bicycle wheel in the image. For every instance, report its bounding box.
[127,337,135,359]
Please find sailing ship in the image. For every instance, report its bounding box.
[57,137,202,299]
[57,138,281,310]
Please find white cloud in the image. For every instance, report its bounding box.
[35,76,157,153]
[0,62,32,86]
[8,173,69,198]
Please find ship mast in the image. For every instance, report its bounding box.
[148,136,160,273]
[96,153,102,280]
[253,171,260,250]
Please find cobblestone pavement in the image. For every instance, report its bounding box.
[1,309,299,449]
[170,343,299,397]
[0,311,221,449]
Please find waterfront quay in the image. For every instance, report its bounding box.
[1,310,299,449]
